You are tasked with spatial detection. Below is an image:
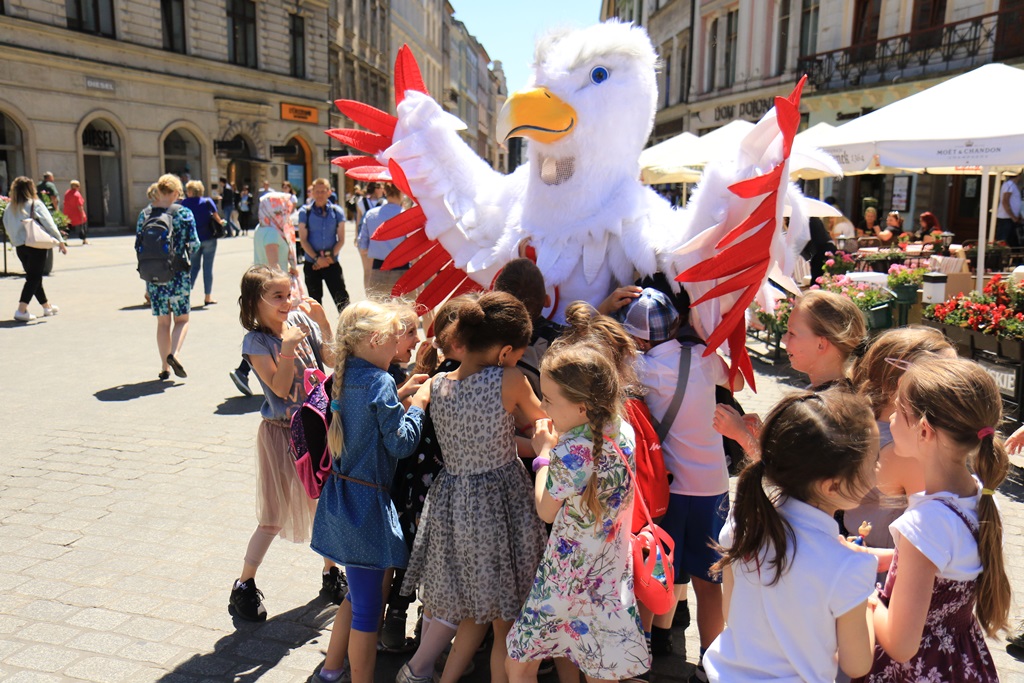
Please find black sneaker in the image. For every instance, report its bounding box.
[1007,625,1024,659]
[673,600,691,630]
[322,566,347,605]
[380,607,409,651]
[688,663,708,682]
[230,578,267,621]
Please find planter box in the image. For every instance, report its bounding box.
[1000,339,1024,362]
[972,330,999,353]
[864,303,893,330]
[893,283,919,305]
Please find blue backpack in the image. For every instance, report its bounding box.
[136,204,188,284]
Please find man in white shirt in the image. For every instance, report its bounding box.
[996,173,1022,247]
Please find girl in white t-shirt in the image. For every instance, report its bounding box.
[856,358,1009,682]
[704,389,879,683]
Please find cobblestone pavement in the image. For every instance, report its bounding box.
[1,233,1023,681]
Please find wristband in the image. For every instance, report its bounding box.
[532,457,550,472]
[279,353,297,360]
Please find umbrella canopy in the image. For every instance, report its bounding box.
[822,63,1024,174]
[640,121,754,184]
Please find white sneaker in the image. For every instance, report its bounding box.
[43,305,59,317]
[13,310,36,322]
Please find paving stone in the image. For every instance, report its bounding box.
[63,655,143,682]
[18,621,82,645]
[2,643,78,671]
[67,630,136,656]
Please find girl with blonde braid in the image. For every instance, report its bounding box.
[311,300,428,683]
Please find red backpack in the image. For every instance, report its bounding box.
[623,398,670,532]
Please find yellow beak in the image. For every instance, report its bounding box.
[495,88,577,145]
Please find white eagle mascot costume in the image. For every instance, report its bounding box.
[329,20,839,390]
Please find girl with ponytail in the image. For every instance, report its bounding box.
[506,342,650,682]
[856,358,1008,682]
[311,300,427,683]
[704,389,880,682]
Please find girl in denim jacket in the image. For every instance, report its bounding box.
[311,300,428,683]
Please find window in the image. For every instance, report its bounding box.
[677,38,689,104]
[910,0,946,50]
[724,10,738,88]
[161,0,186,54]
[290,14,306,78]
[776,0,791,75]
[707,18,718,91]
[850,0,881,60]
[66,0,115,37]
[799,0,819,57]
[227,0,257,68]
[663,53,672,109]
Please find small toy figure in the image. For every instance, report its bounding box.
[851,521,872,546]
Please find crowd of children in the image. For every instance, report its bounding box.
[230,255,1011,683]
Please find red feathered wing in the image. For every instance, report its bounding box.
[675,77,806,392]
[328,45,482,309]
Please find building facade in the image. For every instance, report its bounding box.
[389,0,444,105]
[602,0,1024,239]
[0,0,331,227]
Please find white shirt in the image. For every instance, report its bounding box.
[705,498,878,683]
[891,486,983,581]
[636,339,729,496]
[997,178,1021,219]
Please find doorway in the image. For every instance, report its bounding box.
[81,119,124,226]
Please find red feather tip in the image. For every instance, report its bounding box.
[330,155,384,171]
[394,45,429,108]
[334,100,397,138]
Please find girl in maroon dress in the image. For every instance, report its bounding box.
[855,358,1010,682]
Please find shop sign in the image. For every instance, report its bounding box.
[281,103,319,124]
[976,358,1018,399]
[82,125,117,151]
[714,97,774,122]
[85,77,115,93]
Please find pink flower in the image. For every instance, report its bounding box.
[826,259,835,267]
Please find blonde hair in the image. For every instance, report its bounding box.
[185,180,205,197]
[795,289,866,363]
[540,342,623,522]
[327,301,407,459]
[147,183,159,201]
[897,358,1011,637]
[852,326,953,419]
[312,177,331,188]
[156,173,184,199]
[70,180,80,189]
[7,176,37,207]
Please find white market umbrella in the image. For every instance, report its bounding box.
[641,121,754,184]
[821,63,1024,289]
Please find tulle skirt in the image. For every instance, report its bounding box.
[255,420,317,542]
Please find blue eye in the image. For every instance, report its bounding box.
[590,66,610,84]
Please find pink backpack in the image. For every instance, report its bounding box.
[289,368,334,499]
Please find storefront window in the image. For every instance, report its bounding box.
[81,119,124,226]
[163,128,203,181]
[0,113,25,196]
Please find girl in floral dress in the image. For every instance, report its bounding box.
[506,342,649,683]
[854,358,1009,683]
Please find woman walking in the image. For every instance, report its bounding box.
[138,174,200,380]
[182,180,224,306]
[63,180,89,245]
[3,176,67,322]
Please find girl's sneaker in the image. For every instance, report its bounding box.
[229,578,267,621]
[13,310,35,322]
[43,305,59,316]
[396,662,433,683]
[313,663,351,683]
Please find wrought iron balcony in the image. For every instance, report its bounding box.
[797,8,1024,91]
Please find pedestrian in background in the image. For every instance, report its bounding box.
[238,185,253,235]
[36,171,59,212]
[219,176,240,237]
[298,178,350,311]
[359,183,407,298]
[996,172,1022,247]
[181,180,224,306]
[3,176,67,322]
[138,173,199,380]
[63,180,89,245]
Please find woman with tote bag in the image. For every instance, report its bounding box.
[3,176,66,322]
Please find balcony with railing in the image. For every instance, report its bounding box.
[797,8,1024,91]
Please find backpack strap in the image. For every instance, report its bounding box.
[604,435,654,529]
[653,344,691,444]
[936,498,981,542]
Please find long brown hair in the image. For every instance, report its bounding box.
[237,265,291,334]
[541,343,623,522]
[438,291,531,353]
[852,325,953,420]
[715,389,877,584]
[896,358,1011,637]
[8,176,38,207]
[557,300,639,392]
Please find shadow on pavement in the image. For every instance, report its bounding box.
[119,303,151,311]
[94,379,178,401]
[156,599,335,682]
[0,319,44,328]
[999,463,1024,504]
[216,395,264,415]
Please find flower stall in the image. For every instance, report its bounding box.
[814,273,895,331]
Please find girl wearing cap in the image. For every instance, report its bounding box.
[622,287,736,679]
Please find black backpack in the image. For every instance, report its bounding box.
[136,204,188,284]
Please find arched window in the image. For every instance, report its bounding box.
[0,113,26,195]
[163,128,203,181]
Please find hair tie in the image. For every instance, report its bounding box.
[330,399,343,413]
[853,338,869,358]
[977,426,995,439]
[981,488,996,496]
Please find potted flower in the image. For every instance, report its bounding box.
[814,274,894,330]
[858,248,905,273]
[887,264,926,304]
[821,250,856,277]
[999,313,1024,361]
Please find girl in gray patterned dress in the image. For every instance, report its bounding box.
[399,292,548,683]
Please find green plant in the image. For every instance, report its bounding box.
[887,264,926,288]
[751,298,795,336]
[858,249,905,263]
[814,274,893,311]
[822,250,856,277]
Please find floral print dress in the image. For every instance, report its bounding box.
[853,499,997,683]
[506,420,650,680]
[136,204,199,317]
